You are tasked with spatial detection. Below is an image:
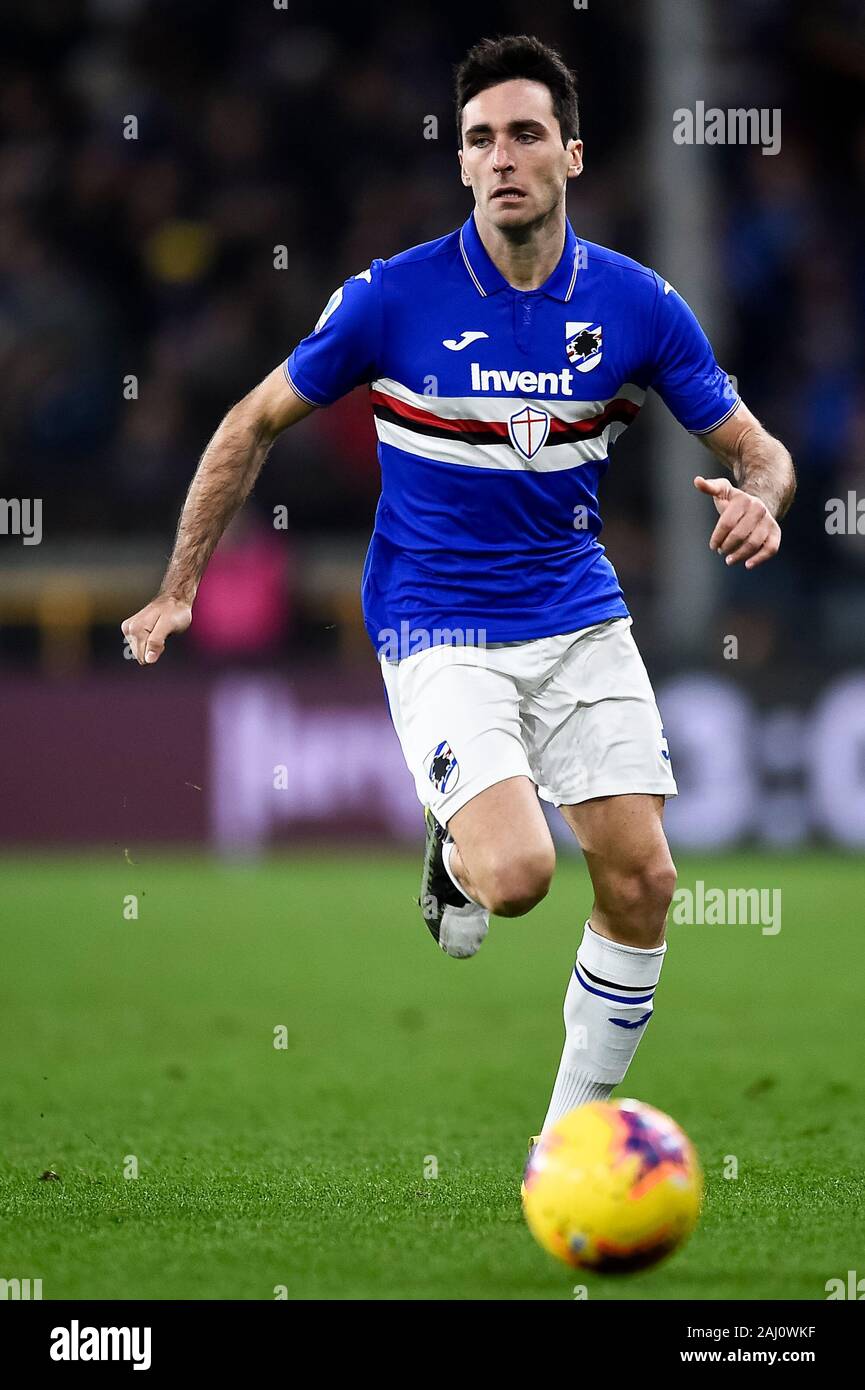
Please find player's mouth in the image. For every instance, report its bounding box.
[490,186,528,203]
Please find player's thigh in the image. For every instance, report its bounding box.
[449,774,556,892]
[381,643,533,826]
[559,792,676,912]
[525,618,677,807]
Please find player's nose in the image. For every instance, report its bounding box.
[492,142,515,171]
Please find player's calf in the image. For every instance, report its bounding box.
[539,797,677,1133]
[560,794,676,948]
[540,919,669,1133]
[419,807,490,959]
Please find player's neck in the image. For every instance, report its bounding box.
[472,204,567,292]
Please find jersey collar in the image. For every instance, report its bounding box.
[459,209,580,301]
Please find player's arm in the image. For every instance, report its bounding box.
[693,401,796,569]
[121,367,314,665]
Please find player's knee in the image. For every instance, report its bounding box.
[607,855,677,921]
[647,857,677,918]
[483,844,555,918]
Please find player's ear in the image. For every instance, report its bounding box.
[566,139,584,178]
[457,148,471,185]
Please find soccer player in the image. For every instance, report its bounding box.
[122,36,795,1135]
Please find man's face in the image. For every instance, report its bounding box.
[458,78,582,229]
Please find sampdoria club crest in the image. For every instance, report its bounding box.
[565,321,603,371]
[427,740,460,793]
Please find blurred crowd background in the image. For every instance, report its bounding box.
[0,0,863,676]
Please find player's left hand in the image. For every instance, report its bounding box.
[693,476,781,569]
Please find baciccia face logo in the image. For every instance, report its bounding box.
[427,741,459,793]
[565,322,603,371]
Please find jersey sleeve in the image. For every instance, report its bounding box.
[645,272,740,433]
[284,260,383,407]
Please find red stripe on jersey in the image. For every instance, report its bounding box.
[369,388,640,440]
[549,398,640,435]
[369,389,509,437]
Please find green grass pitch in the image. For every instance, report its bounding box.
[0,850,860,1301]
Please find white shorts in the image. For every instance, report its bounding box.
[380,615,677,826]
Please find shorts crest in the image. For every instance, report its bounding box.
[426,740,460,793]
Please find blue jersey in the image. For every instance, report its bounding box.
[285,210,739,658]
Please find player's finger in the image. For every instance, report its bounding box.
[694,475,728,496]
[717,497,771,555]
[715,504,764,556]
[728,517,779,566]
[133,627,151,665]
[121,613,149,664]
[709,497,749,552]
[743,527,781,569]
[121,618,136,662]
[723,523,771,565]
[143,613,173,664]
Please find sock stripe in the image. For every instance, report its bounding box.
[573,962,655,1006]
[578,961,661,993]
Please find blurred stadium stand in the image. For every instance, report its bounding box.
[1,0,863,849]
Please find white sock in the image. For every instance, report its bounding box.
[442,837,485,909]
[437,836,489,958]
[541,919,667,1132]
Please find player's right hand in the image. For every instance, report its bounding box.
[121,594,192,666]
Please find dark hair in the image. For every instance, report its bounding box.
[454,35,579,148]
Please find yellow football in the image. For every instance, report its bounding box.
[522,1099,703,1272]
